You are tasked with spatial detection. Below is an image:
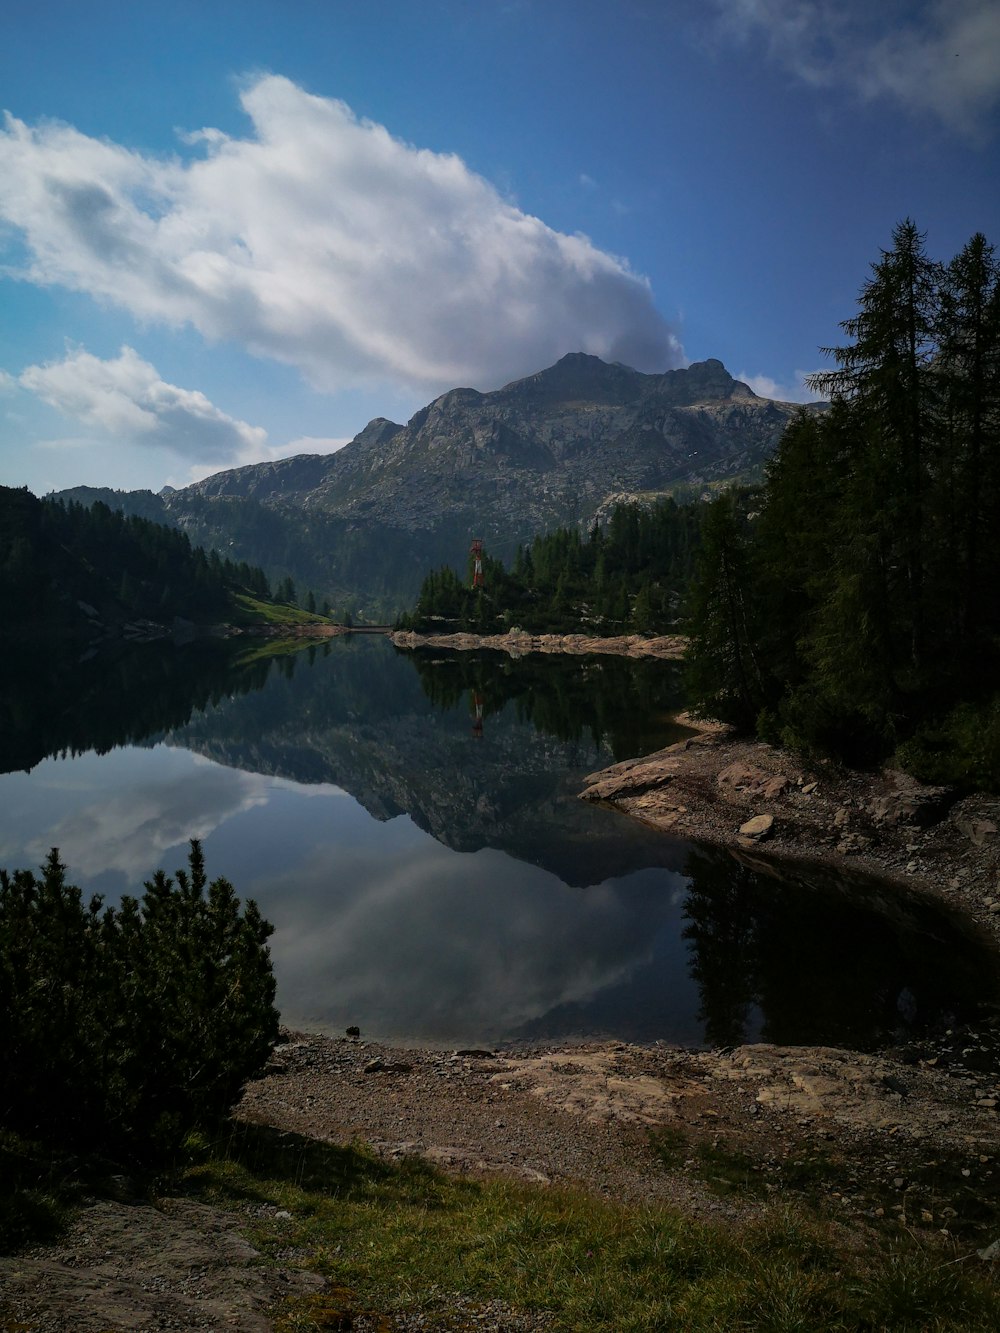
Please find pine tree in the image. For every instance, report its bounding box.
[809,219,939,672]
[684,494,762,726]
[934,233,1000,660]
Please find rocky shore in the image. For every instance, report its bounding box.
[579,712,1000,949]
[6,1020,996,1330]
[236,1027,1000,1233]
[390,629,686,659]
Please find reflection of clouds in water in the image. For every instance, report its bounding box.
[24,758,271,882]
[259,839,689,1043]
[1,734,696,1045]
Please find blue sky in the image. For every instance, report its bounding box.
[1,0,998,495]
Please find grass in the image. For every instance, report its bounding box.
[649,1127,838,1201]
[3,1119,997,1329]
[229,593,332,627]
[649,1125,1000,1243]
[175,1121,1000,1332]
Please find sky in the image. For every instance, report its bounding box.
[1,0,998,496]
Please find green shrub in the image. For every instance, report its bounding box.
[895,695,1000,790]
[0,841,278,1159]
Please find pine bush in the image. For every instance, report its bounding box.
[0,842,278,1159]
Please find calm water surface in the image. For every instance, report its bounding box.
[0,635,995,1049]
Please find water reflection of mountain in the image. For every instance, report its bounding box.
[170,637,694,887]
[3,634,998,1049]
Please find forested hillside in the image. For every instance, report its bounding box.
[0,486,276,635]
[399,496,703,634]
[686,223,1000,786]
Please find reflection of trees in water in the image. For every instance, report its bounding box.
[682,852,759,1047]
[0,640,274,775]
[682,846,999,1050]
[405,649,687,760]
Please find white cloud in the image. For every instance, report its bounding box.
[0,369,17,394]
[0,75,683,394]
[737,368,824,403]
[716,0,1000,134]
[20,345,267,463]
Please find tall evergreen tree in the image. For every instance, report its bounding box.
[934,233,1000,656]
[686,222,1000,781]
[684,494,762,726]
[808,219,939,671]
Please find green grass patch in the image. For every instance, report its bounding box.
[694,1141,768,1198]
[180,1122,1000,1332]
[229,594,330,627]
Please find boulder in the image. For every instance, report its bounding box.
[739,814,774,840]
[956,818,998,847]
[867,771,952,828]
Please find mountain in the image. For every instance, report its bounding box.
[59,355,819,614]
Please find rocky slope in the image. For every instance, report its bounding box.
[184,354,805,525]
[141,354,816,610]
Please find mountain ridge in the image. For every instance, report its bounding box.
[56,353,820,612]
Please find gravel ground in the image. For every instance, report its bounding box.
[3,1022,998,1331]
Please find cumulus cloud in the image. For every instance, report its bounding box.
[716,0,1000,133]
[737,368,824,403]
[19,345,268,463]
[0,75,682,393]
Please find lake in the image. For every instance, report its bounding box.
[0,634,995,1050]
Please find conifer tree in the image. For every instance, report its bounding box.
[684,494,762,726]
[809,218,939,671]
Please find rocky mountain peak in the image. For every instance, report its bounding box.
[501,351,648,407]
[156,349,818,610]
[652,358,755,406]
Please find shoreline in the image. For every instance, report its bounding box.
[389,628,687,659]
[580,711,1000,951]
[393,629,999,946]
[231,1019,1000,1242]
[4,638,999,1328]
